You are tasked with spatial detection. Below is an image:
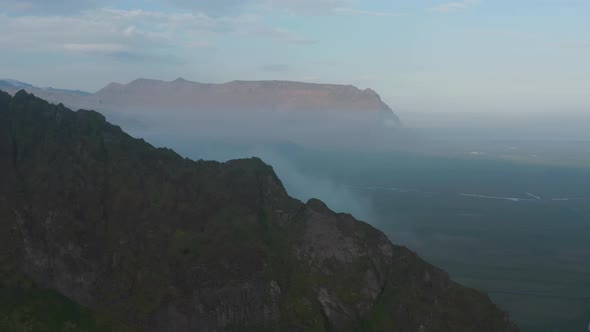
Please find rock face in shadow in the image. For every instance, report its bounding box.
[0,90,515,331]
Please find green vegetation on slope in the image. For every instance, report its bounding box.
[0,90,517,331]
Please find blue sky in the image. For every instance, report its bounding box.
[1,0,589,114]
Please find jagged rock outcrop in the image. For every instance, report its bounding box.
[0,90,514,331]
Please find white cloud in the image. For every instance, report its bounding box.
[0,0,106,14]
[248,27,318,44]
[429,0,479,13]
[260,63,290,72]
[0,6,315,63]
[0,10,173,56]
[167,0,350,15]
[188,40,214,49]
[63,43,127,53]
[263,0,351,14]
[559,41,590,48]
[332,8,404,17]
[0,0,358,17]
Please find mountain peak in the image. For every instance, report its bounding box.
[13,89,35,100]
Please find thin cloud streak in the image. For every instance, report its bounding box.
[248,27,318,44]
[260,64,291,72]
[0,7,313,61]
[332,8,405,17]
[165,0,352,15]
[0,0,106,14]
[429,0,479,13]
[63,43,128,53]
[559,41,590,48]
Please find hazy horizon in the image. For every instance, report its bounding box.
[2,0,590,116]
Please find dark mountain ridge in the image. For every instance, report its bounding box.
[0,90,514,331]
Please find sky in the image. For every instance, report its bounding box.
[1,0,589,115]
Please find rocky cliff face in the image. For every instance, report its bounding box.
[0,90,514,331]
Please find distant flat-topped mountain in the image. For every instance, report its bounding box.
[2,78,401,149]
[94,78,395,114]
[1,78,399,120]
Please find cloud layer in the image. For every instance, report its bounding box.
[0,0,106,14]
[0,0,351,15]
[0,5,317,63]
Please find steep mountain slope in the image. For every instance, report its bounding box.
[0,90,515,331]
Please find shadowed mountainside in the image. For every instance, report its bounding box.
[0,90,514,331]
